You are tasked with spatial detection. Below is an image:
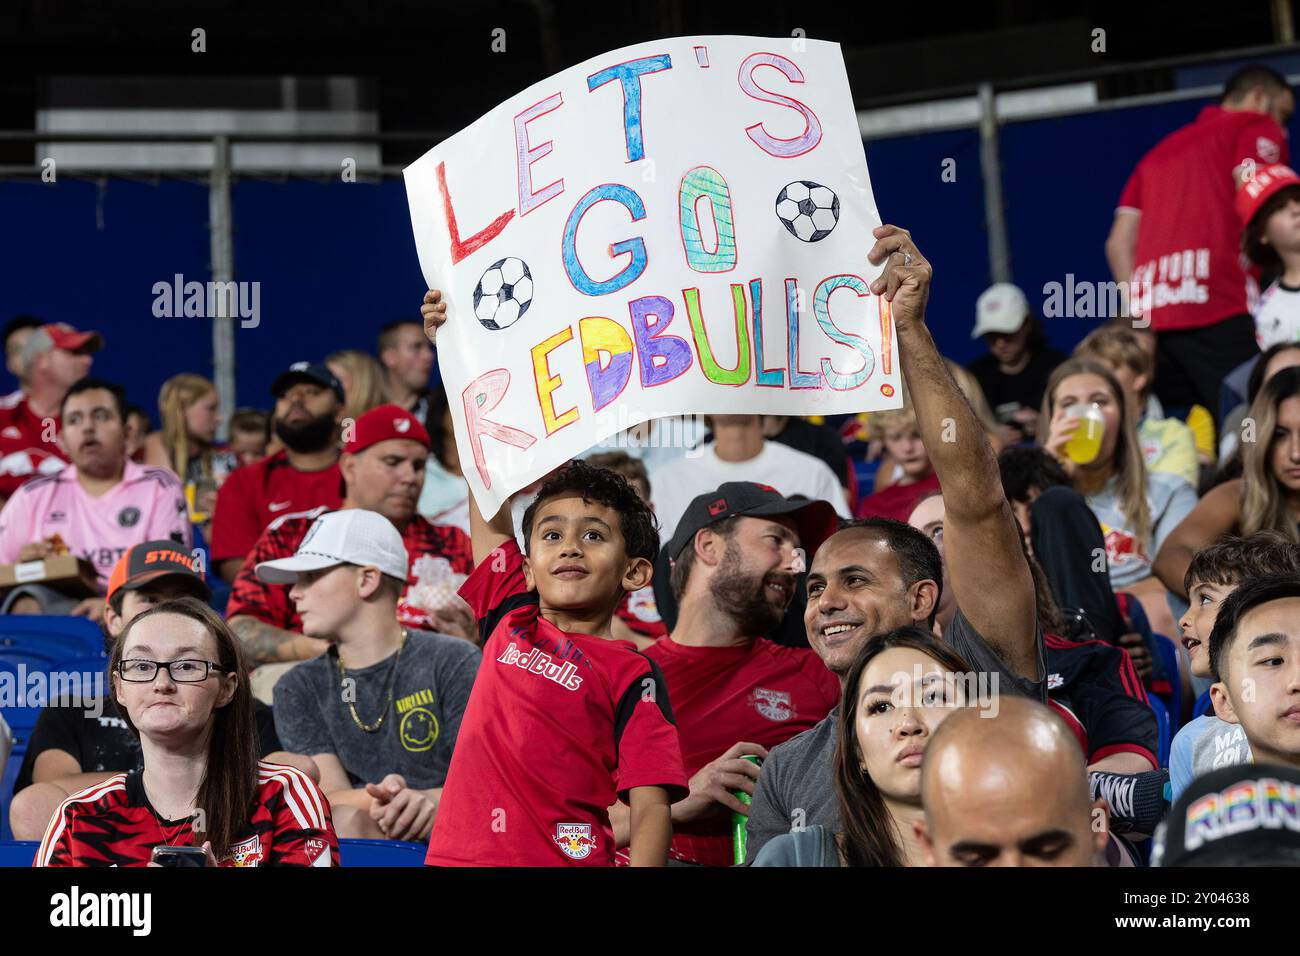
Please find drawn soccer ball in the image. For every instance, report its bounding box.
[473,257,534,330]
[775,181,840,242]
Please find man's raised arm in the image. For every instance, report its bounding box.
[867,225,1037,680]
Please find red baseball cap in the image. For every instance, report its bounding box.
[344,404,430,455]
[1236,163,1300,227]
[19,322,104,370]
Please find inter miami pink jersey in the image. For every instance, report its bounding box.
[425,540,687,866]
[0,459,191,590]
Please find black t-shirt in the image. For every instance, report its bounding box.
[1045,633,1158,768]
[14,697,281,794]
[968,347,1067,423]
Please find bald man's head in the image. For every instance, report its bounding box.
[914,696,1109,867]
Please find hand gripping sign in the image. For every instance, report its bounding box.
[405,35,900,515]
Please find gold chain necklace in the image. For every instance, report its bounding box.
[338,628,408,733]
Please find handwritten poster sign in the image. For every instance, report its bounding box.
[405,35,899,515]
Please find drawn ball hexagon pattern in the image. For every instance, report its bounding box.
[775,180,841,242]
[473,257,534,330]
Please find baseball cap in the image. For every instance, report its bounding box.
[270,361,345,403]
[665,482,840,563]
[19,322,105,371]
[344,404,430,455]
[254,508,408,584]
[1152,763,1300,866]
[971,283,1030,339]
[1236,162,1300,227]
[106,540,211,606]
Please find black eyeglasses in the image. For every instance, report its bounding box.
[117,659,228,683]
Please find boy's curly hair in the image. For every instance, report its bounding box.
[521,460,660,563]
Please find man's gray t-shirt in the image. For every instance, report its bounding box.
[273,629,480,790]
[744,609,1044,862]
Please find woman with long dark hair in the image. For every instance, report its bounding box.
[37,598,337,867]
[753,626,973,866]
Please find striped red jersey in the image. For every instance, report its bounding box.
[35,761,338,868]
[227,508,474,632]
[1043,632,1158,770]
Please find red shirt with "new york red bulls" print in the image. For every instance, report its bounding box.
[424,540,688,867]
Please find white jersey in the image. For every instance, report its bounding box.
[1253,280,1300,349]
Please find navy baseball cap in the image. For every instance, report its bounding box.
[666,482,840,562]
[1152,763,1300,866]
[271,361,345,403]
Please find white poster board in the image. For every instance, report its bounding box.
[405,35,899,515]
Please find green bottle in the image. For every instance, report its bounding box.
[731,755,762,865]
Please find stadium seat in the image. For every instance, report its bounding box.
[1150,634,1182,733]
[338,838,427,867]
[0,840,36,867]
[0,616,106,665]
[1147,693,1172,769]
[190,522,231,613]
[1193,688,1213,720]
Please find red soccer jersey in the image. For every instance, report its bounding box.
[424,540,688,867]
[36,761,338,867]
[1118,104,1289,332]
[855,471,941,522]
[0,397,67,499]
[639,635,840,866]
[209,450,343,563]
[226,507,475,631]
[615,584,668,641]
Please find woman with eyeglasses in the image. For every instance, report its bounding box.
[36,598,338,867]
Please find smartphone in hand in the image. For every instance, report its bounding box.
[150,845,208,867]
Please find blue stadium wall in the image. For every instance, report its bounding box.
[2,95,1295,421]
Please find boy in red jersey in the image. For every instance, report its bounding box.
[423,455,688,866]
[421,289,686,866]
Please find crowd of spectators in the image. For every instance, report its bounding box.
[5,64,1300,867]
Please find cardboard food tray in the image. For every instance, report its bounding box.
[0,553,100,598]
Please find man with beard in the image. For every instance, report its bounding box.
[226,405,477,701]
[607,481,842,866]
[211,362,346,583]
[0,378,190,618]
[744,226,1044,861]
